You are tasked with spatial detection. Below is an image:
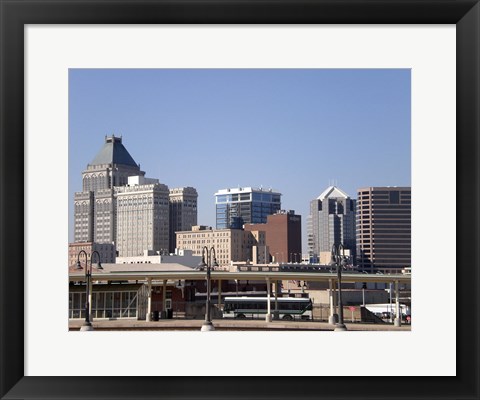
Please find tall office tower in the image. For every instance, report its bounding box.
[116,176,170,257]
[356,187,411,271]
[215,187,282,229]
[244,210,302,264]
[73,135,143,243]
[308,186,356,262]
[168,187,198,253]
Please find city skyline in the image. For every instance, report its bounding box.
[69,69,411,251]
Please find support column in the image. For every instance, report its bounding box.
[146,278,152,321]
[162,279,167,317]
[273,281,279,320]
[88,279,93,323]
[265,278,272,322]
[328,279,337,324]
[394,280,401,327]
[218,279,222,307]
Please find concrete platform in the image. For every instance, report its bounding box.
[69,318,412,331]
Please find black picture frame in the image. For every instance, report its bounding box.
[1,1,478,399]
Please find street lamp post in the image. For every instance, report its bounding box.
[76,250,102,331]
[330,244,348,331]
[197,246,218,332]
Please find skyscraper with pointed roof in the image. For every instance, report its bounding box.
[73,135,144,244]
[308,185,356,262]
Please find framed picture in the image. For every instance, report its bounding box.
[1,1,478,399]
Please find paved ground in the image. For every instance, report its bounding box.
[69,318,411,331]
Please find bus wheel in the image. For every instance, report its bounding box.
[282,315,293,321]
[236,314,246,319]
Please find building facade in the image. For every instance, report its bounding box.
[115,176,170,257]
[73,135,143,244]
[356,186,411,270]
[169,187,198,253]
[215,187,281,229]
[68,242,117,268]
[308,186,356,262]
[176,225,267,266]
[73,136,198,260]
[244,210,302,264]
[116,248,201,269]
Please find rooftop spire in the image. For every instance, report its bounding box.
[90,135,138,167]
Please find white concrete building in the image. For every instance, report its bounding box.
[116,248,201,269]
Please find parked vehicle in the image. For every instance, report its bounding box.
[223,297,313,320]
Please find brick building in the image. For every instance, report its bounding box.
[244,210,302,264]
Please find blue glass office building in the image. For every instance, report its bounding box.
[215,187,282,229]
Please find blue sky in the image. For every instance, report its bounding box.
[69,69,411,252]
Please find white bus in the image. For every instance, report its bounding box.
[223,297,313,320]
[365,303,411,320]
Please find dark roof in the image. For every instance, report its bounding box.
[90,135,138,167]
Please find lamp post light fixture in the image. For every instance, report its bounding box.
[197,246,218,332]
[330,244,348,331]
[76,250,102,331]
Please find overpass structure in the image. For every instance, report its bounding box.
[69,266,411,326]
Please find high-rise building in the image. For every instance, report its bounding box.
[73,135,143,244]
[215,187,281,229]
[169,187,198,253]
[73,136,198,259]
[356,187,411,271]
[244,210,302,264]
[115,176,170,257]
[308,186,356,262]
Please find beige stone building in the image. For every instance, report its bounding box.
[176,226,267,267]
[116,176,170,257]
[68,242,116,268]
[168,187,198,253]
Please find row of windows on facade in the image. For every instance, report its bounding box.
[75,199,194,207]
[216,193,281,202]
[178,237,236,242]
[357,253,411,259]
[356,226,411,236]
[357,190,411,195]
[216,202,278,209]
[357,235,411,240]
[181,242,257,251]
[358,244,410,249]
[178,232,233,238]
[357,206,411,211]
[357,220,411,225]
[356,238,411,242]
[357,195,411,201]
[357,227,410,233]
[356,210,411,218]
